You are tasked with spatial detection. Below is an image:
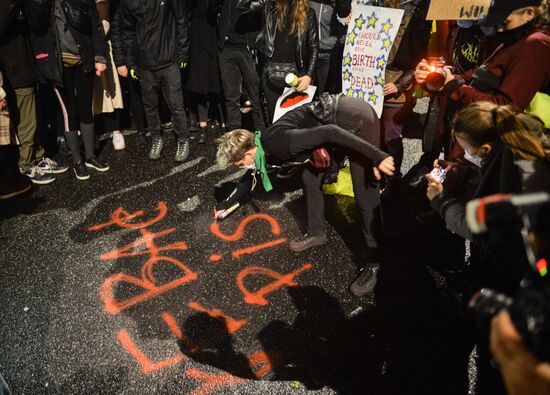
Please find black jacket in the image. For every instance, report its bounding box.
[26,0,107,86]
[237,0,319,77]
[118,0,189,71]
[209,0,260,50]
[0,0,38,88]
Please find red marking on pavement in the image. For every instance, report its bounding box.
[247,351,279,379]
[210,213,281,242]
[231,238,287,260]
[209,254,222,262]
[89,201,168,231]
[117,329,185,373]
[237,263,314,306]
[188,302,247,333]
[186,368,247,395]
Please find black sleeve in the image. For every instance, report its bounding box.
[0,0,16,37]
[287,124,389,166]
[110,7,124,66]
[336,0,351,18]
[87,0,108,62]
[430,192,473,240]
[118,1,137,68]
[168,0,190,64]
[215,170,255,211]
[305,9,319,78]
[237,0,265,15]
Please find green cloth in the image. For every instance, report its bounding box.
[323,166,355,197]
[254,131,273,192]
[526,92,550,129]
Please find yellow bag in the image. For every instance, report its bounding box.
[323,166,355,197]
[526,92,550,129]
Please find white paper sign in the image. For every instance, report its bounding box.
[273,85,317,123]
[341,5,404,118]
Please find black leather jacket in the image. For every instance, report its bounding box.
[237,0,319,77]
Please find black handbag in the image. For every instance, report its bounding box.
[61,0,92,35]
[265,62,299,90]
[470,65,502,94]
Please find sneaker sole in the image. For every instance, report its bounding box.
[0,184,31,200]
[113,145,126,151]
[288,237,327,253]
[38,166,69,174]
[84,162,110,172]
[73,169,90,180]
[28,176,56,185]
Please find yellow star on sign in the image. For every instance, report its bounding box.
[343,70,351,81]
[376,55,386,70]
[343,53,352,66]
[381,37,392,51]
[346,31,357,45]
[346,87,355,97]
[368,91,378,104]
[354,15,366,30]
[366,12,378,28]
[356,90,365,99]
[381,19,393,34]
[375,73,384,87]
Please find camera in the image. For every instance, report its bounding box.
[425,56,447,92]
[467,193,550,361]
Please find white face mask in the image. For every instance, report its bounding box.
[244,162,256,170]
[464,150,483,167]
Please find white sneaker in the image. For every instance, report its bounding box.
[112,130,125,150]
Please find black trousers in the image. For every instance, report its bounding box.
[53,65,94,131]
[138,63,188,141]
[315,54,331,94]
[219,45,265,131]
[302,96,382,249]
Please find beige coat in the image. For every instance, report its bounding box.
[93,40,124,114]
[0,71,15,146]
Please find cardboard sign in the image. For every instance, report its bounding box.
[426,0,492,20]
[341,5,404,118]
[273,85,317,123]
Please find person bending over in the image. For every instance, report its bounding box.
[215,94,395,296]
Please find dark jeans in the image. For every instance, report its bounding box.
[219,45,265,131]
[138,63,188,141]
[316,54,330,94]
[53,65,94,131]
[302,96,382,249]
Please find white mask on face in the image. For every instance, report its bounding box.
[244,162,256,170]
[464,150,483,167]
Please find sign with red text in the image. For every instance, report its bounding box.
[342,5,404,118]
[426,0,491,20]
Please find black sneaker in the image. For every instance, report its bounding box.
[288,233,327,253]
[85,157,110,172]
[349,264,380,296]
[0,175,31,200]
[73,161,90,180]
[175,138,190,162]
[198,127,207,144]
[135,133,147,150]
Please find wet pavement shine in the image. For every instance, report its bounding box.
[1,132,470,394]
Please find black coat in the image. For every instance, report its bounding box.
[118,0,189,71]
[209,0,260,50]
[26,0,108,86]
[0,0,38,88]
[185,0,222,95]
[237,0,319,78]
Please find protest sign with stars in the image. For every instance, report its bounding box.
[342,5,404,118]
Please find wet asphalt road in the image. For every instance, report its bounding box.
[1,125,471,394]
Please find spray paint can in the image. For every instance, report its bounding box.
[285,73,299,87]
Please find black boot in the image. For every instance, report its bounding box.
[65,130,83,164]
[80,122,96,160]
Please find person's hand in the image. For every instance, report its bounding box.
[95,62,107,76]
[0,99,7,111]
[426,174,444,200]
[433,159,459,172]
[491,310,550,395]
[444,67,454,85]
[296,75,311,92]
[414,59,430,85]
[384,83,398,96]
[117,66,128,78]
[373,156,395,180]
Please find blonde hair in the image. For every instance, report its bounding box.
[453,102,550,161]
[215,129,256,168]
[275,0,310,36]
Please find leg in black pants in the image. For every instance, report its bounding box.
[316,54,331,94]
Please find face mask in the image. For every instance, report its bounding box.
[457,20,475,29]
[495,20,534,46]
[464,150,484,167]
[480,25,497,36]
[244,162,256,170]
